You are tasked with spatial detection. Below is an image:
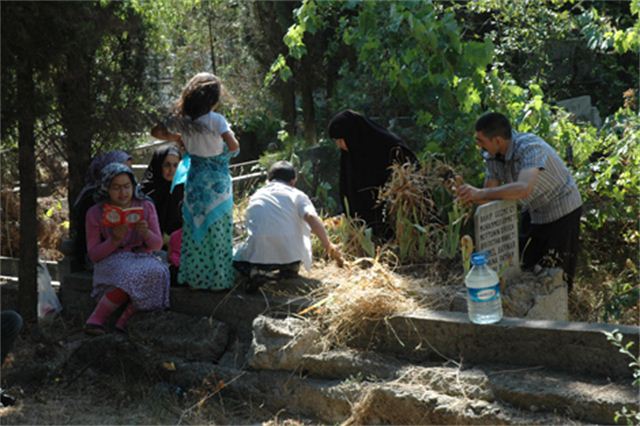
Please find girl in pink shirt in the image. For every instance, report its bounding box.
[84,163,170,335]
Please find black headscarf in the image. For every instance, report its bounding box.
[140,145,184,236]
[328,110,417,237]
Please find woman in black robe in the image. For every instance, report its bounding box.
[140,145,184,247]
[328,109,417,238]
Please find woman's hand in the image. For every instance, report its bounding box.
[135,220,149,240]
[112,224,128,245]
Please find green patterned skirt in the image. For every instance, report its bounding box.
[178,211,235,290]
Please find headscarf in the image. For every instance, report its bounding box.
[328,109,417,236]
[94,162,147,203]
[73,150,132,208]
[140,145,184,235]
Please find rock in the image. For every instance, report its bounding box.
[451,268,568,321]
[247,315,323,371]
[343,384,561,425]
[526,285,568,320]
[300,350,401,380]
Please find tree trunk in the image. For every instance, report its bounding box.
[60,53,94,224]
[300,63,316,145]
[17,62,38,322]
[280,78,297,137]
[206,2,217,74]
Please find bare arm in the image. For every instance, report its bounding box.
[222,131,240,153]
[484,178,500,188]
[458,168,540,204]
[151,123,183,147]
[304,213,332,251]
[304,212,344,266]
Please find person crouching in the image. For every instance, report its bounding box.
[233,161,342,293]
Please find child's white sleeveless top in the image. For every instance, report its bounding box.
[183,112,230,158]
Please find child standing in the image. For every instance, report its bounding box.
[151,73,239,290]
[84,163,170,334]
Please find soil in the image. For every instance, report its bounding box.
[0,311,307,425]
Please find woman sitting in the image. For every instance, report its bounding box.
[70,150,132,271]
[140,145,184,248]
[84,163,170,335]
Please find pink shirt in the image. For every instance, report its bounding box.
[168,228,182,267]
[85,199,163,264]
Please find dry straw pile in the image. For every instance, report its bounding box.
[301,256,423,347]
[303,158,469,346]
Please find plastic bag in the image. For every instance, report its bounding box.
[37,261,62,318]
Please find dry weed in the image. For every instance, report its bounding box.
[302,256,422,347]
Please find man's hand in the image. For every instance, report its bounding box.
[457,184,484,204]
[327,243,344,268]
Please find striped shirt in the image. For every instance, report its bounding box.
[483,131,582,224]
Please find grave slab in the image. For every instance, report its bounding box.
[351,309,639,380]
[474,200,520,277]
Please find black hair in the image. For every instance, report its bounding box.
[268,161,297,183]
[475,112,512,139]
[176,73,221,120]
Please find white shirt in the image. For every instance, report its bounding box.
[234,181,317,270]
[183,112,230,157]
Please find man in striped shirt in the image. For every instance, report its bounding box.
[458,112,583,290]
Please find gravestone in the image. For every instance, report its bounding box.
[474,200,520,275]
[557,95,602,128]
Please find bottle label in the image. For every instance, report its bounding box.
[467,283,500,303]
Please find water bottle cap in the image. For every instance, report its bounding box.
[471,252,487,266]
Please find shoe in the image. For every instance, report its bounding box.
[84,324,106,336]
[244,276,269,294]
[0,391,16,407]
[278,269,299,279]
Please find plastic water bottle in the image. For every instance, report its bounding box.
[465,252,503,324]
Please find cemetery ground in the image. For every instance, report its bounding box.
[1,264,637,425]
[4,275,315,425]
[1,181,638,424]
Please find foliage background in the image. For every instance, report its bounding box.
[1,0,638,324]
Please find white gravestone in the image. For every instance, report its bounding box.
[474,201,520,275]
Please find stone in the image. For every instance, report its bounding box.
[247,315,323,371]
[300,350,402,380]
[557,95,602,128]
[350,309,639,380]
[525,281,568,321]
[473,200,520,276]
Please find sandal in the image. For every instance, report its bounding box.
[84,324,106,336]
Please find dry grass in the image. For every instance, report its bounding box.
[1,189,68,260]
[301,256,432,347]
[378,161,441,263]
[319,215,377,260]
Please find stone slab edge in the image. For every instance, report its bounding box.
[351,309,639,380]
